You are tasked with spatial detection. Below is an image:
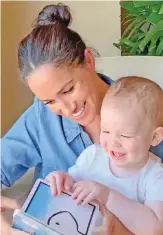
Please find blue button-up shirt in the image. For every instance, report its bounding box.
[1,75,163,186]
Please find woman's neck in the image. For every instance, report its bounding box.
[83,74,109,143]
[95,73,109,105]
[83,116,101,143]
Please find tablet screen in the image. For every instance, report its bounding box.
[24,181,97,235]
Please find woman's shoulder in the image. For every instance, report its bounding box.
[98,73,114,85]
[150,142,163,161]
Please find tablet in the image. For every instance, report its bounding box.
[22,179,99,235]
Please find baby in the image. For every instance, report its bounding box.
[46,76,163,235]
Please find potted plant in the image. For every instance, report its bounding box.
[114,1,163,56]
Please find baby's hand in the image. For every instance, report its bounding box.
[45,171,74,196]
[71,180,110,205]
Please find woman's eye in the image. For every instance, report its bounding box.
[63,86,74,94]
[45,100,55,105]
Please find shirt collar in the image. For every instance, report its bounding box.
[62,116,82,143]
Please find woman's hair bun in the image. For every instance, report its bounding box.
[34,3,72,28]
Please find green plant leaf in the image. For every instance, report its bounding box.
[127,19,146,39]
[149,48,156,56]
[133,1,162,7]
[130,42,140,55]
[115,1,163,56]
[122,17,144,38]
[156,37,163,55]
[139,19,163,51]
[123,17,136,26]
[136,32,146,41]
[129,33,140,42]
[121,14,132,24]
[119,39,135,48]
[120,1,146,13]
[113,43,121,49]
[158,3,163,14]
[151,4,162,13]
[147,12,162,24]
[148,35,159,55]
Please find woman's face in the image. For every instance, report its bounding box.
[27,53,102,126]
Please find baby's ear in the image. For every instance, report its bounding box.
[151,127,163,146]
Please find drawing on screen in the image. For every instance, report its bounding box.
[22,180,98,235]
[47,211,83,235]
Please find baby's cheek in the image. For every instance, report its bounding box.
[101,140,109,153]
[125,140,139,153]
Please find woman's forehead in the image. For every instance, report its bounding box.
[27,65,78,98]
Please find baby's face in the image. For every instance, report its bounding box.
[100,104,154,169]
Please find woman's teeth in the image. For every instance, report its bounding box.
[72,103,85,117]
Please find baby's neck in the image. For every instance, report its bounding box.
[110,155,149,178]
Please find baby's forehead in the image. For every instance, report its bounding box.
[101,101,150,130]
[101,95,143,114]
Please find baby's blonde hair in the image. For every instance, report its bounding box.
[104,76,163,127]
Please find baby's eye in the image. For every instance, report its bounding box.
[63,86,74,94]
[102,131,110,134]
[121,135,133,138]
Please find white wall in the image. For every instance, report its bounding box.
[2,1,121,135]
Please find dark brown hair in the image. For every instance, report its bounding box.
[18,3,86,81]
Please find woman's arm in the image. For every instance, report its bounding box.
[1,195,29,235]
[1,98,41,187]
[97,205,134,235]
[107,191,163,235]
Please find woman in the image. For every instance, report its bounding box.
[1,3,162,235]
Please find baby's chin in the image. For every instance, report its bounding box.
[112,160,128,168]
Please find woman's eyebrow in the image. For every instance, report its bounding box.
[40,80,73,102]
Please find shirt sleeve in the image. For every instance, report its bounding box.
[68,144,96,181]
[145,164,163,201]
[1,98,42,187]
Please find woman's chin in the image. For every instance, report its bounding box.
[77,117,94,126]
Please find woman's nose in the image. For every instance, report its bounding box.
[60,101,76,116]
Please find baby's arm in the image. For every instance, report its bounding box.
[107,191,163,235]
[107,166,163,235]
[45,145,95,195]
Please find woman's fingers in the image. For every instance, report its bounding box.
[10,227,30,235]
[99,204,108,216]
[1,209,30,235]
[1,196,20,210]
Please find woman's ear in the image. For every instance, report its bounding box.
[84,48,95,71]
[151,127,163,146]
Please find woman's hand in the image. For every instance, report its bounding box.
[1,195,29,235]
[94,205,114,235]
[71,180,110,205]
[45,171,74,195]
[95,205,134,235]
